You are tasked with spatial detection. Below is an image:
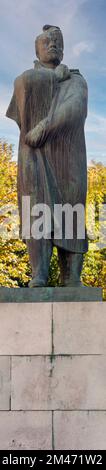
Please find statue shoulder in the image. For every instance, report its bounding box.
[14,69,35,89]
[70,69,88,88]
[70,68,80,74]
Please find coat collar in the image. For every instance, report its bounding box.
[34,60,71,82]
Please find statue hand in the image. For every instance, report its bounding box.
[25,118,49,148]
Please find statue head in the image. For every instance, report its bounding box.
[35,25,64,68]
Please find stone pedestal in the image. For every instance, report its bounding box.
[0,286,102,302]
[0,289,105,450]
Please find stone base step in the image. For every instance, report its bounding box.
[0,286,102,302]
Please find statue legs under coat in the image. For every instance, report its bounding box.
[58,247,83,286]
[27,237,83,287]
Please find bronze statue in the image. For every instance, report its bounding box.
[6,25,88,287]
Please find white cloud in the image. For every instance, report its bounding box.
[86,111,106,135]
[72,41,95,57]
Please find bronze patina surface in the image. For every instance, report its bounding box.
[6,25,88,287]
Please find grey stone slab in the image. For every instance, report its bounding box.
[12,355,106,411]
[0,357,10,410]
[51,356,106,410]
[0,303,52,355]
[53,302,106,354]
[54,411,106,450]
[0,411,52,450]
[0,286,102,303]
[11,356,53,410]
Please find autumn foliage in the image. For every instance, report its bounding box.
[0,141,106,298]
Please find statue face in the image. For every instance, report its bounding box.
[36,28,63,67]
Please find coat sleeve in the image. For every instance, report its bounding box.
[46,72,88,128]
[6,82,21,129]
[44,73,88,138]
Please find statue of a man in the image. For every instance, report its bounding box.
[6,25,88,287]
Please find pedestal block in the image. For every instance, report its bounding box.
[0,289,105,450]
[0,286,102,302]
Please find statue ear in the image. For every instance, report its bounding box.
[35,38,40,59]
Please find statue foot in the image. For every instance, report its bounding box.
[62,280,83,287]
[28,277,47,288]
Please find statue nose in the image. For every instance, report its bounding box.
[49,42,56,49]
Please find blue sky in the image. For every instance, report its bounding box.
[0,0,106,165]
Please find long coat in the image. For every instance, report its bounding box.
[6,61,88,252]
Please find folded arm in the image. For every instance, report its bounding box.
[25,92,88,149]
[25,100,70,148]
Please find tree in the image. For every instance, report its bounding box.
[0,141,31,287]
